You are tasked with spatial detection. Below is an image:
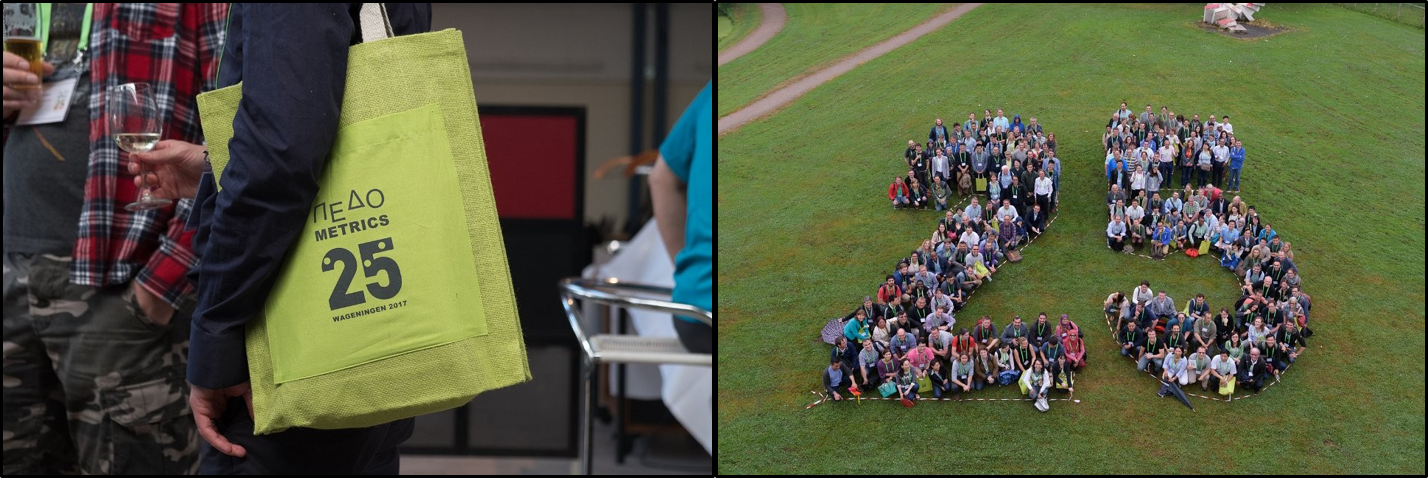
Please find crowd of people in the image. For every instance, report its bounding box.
[1104,278,1311,399]
[818,112,1072,411]
[1099,103,1307,399]
[1103,102,1245,195]
[827,301,1085,411]
[890,111,1062,224]
[1101,103,1281,270]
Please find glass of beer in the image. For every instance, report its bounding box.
[3,3,43,90]
[108,83,172,211]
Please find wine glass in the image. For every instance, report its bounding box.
[108,83,171,211]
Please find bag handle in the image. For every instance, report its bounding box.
[359,3,394,44]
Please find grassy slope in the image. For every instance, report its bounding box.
[719,3,1426,474]
[718,3,763,53]
[716,3,952,118]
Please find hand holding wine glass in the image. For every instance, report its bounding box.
[128,139,207,200]
[108,82,171,211]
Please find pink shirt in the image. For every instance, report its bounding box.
[907,348,934,370]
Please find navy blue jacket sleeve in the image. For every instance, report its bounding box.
[187,4,354,390]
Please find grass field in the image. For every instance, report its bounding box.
[718,3,762,53]
[716,3,952,117]
[719,3,1426,474]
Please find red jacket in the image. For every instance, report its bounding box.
[888,181,908,200]
[877,284,901,304]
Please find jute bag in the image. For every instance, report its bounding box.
[197,5,529,434]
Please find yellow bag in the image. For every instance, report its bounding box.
[198,25,530,434]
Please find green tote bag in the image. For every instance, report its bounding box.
[197,5,529,434]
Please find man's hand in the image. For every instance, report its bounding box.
[832,392,842,401]
[132,282,175,326]
[190,381,253,458]
[128,140,206,199]
[3,52,55,118]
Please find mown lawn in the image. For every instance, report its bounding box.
[718,3,763,53]
[716,3,953,117]
[718,3,1425,475]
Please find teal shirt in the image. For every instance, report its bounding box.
[661,82,712,323]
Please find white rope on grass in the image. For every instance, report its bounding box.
[802,389,1081,409]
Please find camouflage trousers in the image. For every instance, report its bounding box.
[3,253,198,474]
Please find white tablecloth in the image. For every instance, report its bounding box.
[580,220,711,453]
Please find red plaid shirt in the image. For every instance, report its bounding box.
[73,4,228,307]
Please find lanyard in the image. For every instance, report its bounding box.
[36,3,95,54]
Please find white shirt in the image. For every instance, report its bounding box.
[1035,177,1053,196]
[998,205,1019,222]
[932,154,949,175]
[1212,145,1230,163]
[960,231,980,248]
[1209,355,1237,377]
[1158,146,1174,163]
[1133,286,1154,305]
[1131,172,1145,190]
[1222,122,1233,134]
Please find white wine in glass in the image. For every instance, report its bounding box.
[115,133,161,153]
[107,83,172,211]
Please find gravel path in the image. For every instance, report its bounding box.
[718,3,983,136]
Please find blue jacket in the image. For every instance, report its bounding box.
[1229,146,1246,169]
[844,318,870,342]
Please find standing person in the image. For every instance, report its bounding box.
[931,146,950,185]
[1196,143,1212,188]
[1211,138,1230,188]
[928,117,949,149]
[3,4,230,474]
[1034,169,1053,213]
[1227,139,1245,192]
[136,4,435,474]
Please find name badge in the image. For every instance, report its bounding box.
[16,78,79,126]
